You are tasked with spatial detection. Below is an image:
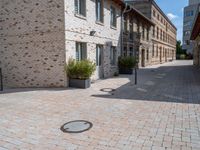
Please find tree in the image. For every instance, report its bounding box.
[176,40,186,55]
[176,40,182,54]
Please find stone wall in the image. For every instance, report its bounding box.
[64,0,122,81]
[193,36,200,66]
[0,0,67,87]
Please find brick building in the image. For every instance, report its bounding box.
[126,0,177,65]
[0,0,177,88]
[122,5,154,67]
[0,0,124,87]
[190,4,200,66]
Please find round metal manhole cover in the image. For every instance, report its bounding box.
[60,120,93,133]
[100,88,116,92]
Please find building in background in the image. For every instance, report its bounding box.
[126,0,177,65]
[183,0,200,55]
[190,4,200,66]
[122,5,154,67]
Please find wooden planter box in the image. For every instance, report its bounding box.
[69,78,91,89]
[119,68,133,75]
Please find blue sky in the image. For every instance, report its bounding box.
[155,0,188,42]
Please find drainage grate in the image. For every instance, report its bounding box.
[100,88,116,92]
[60,120,93,133]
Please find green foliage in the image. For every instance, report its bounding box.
[114,72,119,77]
[65,59,96,80]
[118,56,136,69]
[180,54,186,60]
[176,40,186,55]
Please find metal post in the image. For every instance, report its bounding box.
[0,68,3,91]
[134,33,141,85]
[135,67,137,85]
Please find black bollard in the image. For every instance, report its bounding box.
[0,68,3,91]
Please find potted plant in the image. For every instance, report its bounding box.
[118,56,136,75]
[65,59,96,89]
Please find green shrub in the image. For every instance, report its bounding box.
[180,54,186,60]
[65,59,96,80]
[118,56,136,69]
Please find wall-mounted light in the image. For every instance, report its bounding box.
[90,30,96,36]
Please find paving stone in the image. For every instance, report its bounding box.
[0,60,200,149]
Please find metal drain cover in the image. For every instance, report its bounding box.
[100,88,116,92]
[61,120,93,133]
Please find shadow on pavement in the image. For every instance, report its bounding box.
[92,64,200,104]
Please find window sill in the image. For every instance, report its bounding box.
[110,64,117,67]
[110,26,117,30]
[96,21,104,26]
[74,13,87,20]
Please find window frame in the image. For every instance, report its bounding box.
[110,6,117,28]
[96,45,103,66]
[75,0,86,17]
[75,42,87,61]
[96,0,104,23]
[110,46,117,65]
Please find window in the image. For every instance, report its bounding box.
[157,46,159,57]
[130,47,133,56]
[76,42,87,61]
[96,0,104,23]
[142,25,145,39]
[137,21,140,33]
[152,44,155,57]
[75,0,86,17]
[110,46,117,65]
[153,10,156,17]
[110,6,117,27]
[157,27,159,39]
[157,14,160,20]
[123,16,128,32]
[124,47,127,56]
[185,10,193,17]
[147,28,149,41]
[184,20,193,27]
[184,31,191,36]
[96,45,103,66]
[160,29,162,41]
[153,26,155,37]
[129,22,133,40]
[146,49,149,60]
[186,40,190,45]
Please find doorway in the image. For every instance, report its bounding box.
[96,45,104,79]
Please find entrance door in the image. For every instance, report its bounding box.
[141,49,145,67]
[96,45,103,79]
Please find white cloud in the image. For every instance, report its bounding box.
[167,13,178,20]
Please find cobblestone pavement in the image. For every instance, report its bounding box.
[0,60,200,150]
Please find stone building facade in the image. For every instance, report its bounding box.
[122,6,154,67]
[127,0,177,65]
[0,0,123,88]
[0,0,67,88]
[190,4,200,66]
[0,0,177,88]
[64,0,123,80]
